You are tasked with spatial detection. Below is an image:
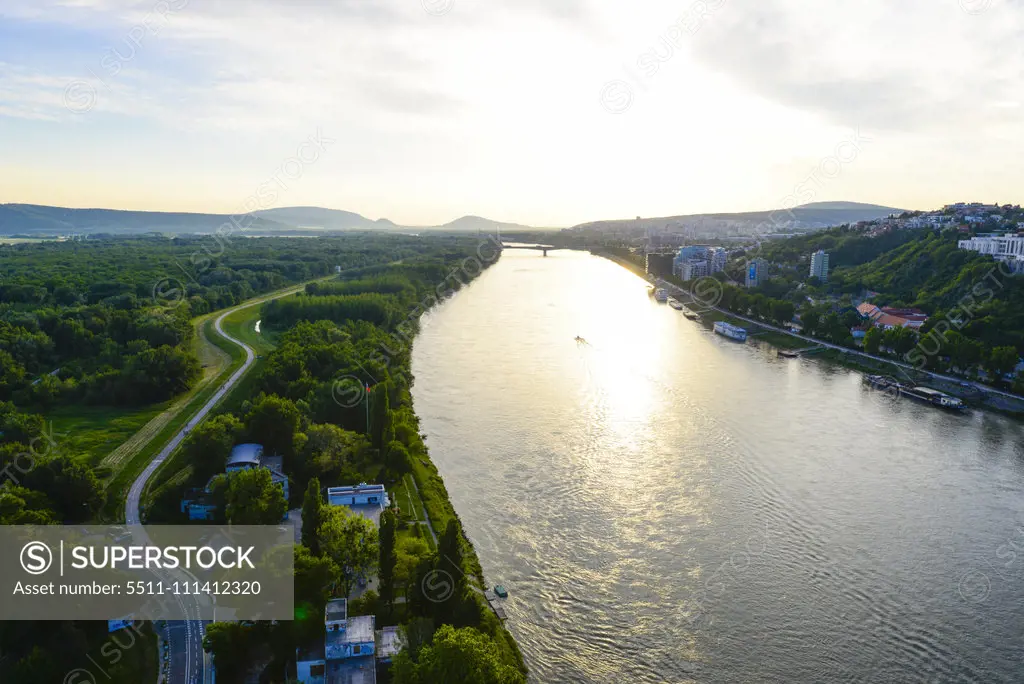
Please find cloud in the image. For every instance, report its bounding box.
[686,0,1024,130]
[0,0,472,128]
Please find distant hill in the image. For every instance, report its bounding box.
[0,204,293,235]
[251,206,376,231]
[0,203,541,236]
[0,201,903,238]
[569,201,904,237]
[431,215,536,233]
[798,201,899,212]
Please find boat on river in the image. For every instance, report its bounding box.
[713,321,748,342]
[863,375,966,411]
[654,288,669,302]
[668,299,684,310]
[683,311,700,321]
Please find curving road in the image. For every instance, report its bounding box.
[124,283,307,684]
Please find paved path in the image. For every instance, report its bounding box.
[406,474,438,546]
[124,283,308,684]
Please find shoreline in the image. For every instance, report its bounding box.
[595,252,1024,418]
[399,252,529,675]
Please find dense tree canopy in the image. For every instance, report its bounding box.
[392,625,526,684]
[225,467,288,525]
[181,413,243,481]
[319,504,378,598]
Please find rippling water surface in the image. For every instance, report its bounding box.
[411,250,1024,683]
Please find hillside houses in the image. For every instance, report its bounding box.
[856,303,929,330]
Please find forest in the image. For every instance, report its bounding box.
[0,234,431,409]
[0,233,524,682]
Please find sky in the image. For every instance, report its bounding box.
[0,0,1022,227]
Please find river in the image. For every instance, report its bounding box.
[410,249,1024,683]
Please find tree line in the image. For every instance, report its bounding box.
[148,243,527,682]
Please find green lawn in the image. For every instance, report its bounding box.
[49,403,168,472]
[138,318,248,505]
[390,474,424,523]
[220,304,281,357]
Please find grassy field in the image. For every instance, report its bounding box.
[0,237,58,244]
[49,308,230,474]
[391,474,436,551]
[408,455,484,586]
[88,282,317,518]
[50,403,168,472]
[220,305,280,356]
[139,318,249,503]
[391,474,427,523]
[100,317,247,519]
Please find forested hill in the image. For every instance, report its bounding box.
[757,226,1024,352]
[759,224,928,272]
[0,204,295,235]
[569,201,902,236]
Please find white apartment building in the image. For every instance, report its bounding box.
[809,250,830,282]
[678,259,709,281]
[957,234,1024,272]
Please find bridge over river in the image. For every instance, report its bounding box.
[499,242,560,256]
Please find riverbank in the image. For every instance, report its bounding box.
[596,254,1024,416]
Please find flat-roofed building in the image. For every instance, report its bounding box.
[958,234,1024,272]
[708,247,727,273]
[327,483,390,527]
[296,599,379,684]
[809,250,830,282]
[678,259,708,281]
[745,258,767,289]
[375,627,407,664]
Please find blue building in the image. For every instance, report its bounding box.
[745,258,768,289]
[296,599,378,684]
[677,245,709,262]
[327,483,390,527]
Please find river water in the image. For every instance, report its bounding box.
[410,249,1024,684]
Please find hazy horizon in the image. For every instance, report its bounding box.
[1,0,1020,225]
[0,198,909,231]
